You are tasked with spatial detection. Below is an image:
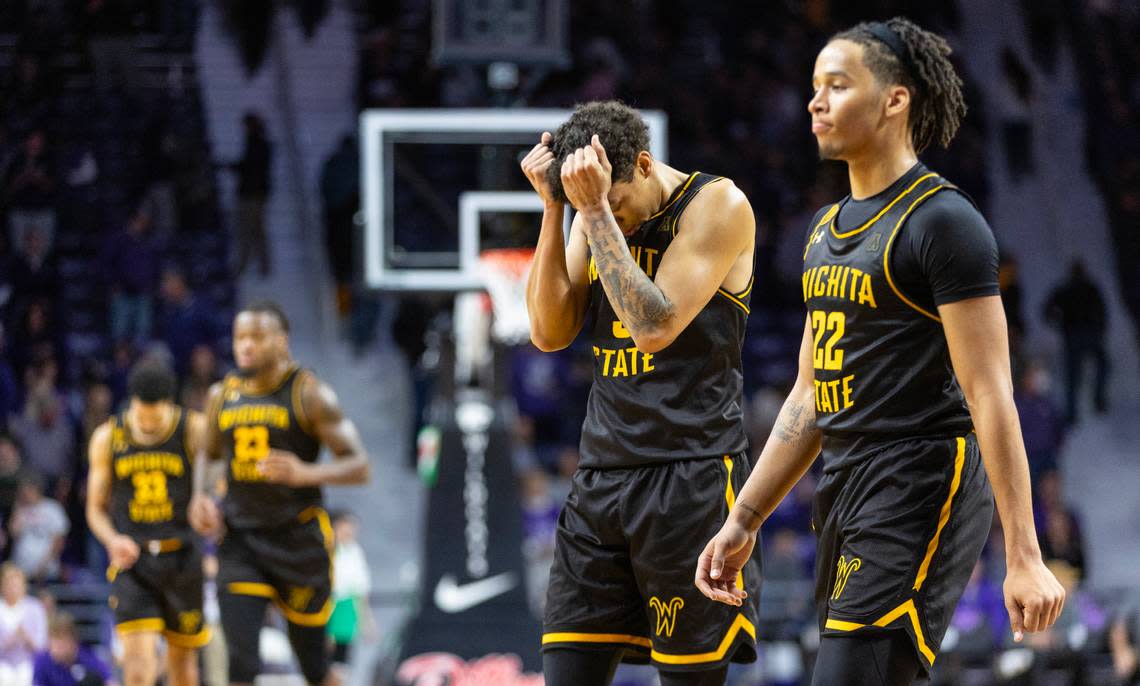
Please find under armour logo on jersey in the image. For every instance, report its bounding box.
[649,596,685,637]
[866,232,882,253]
[832,555,862,601]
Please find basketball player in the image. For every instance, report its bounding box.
[189,301,370,686]
[520,101,758,686]
[695,18,1065,685]
[87,362,210,686]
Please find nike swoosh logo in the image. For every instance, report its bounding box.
[433,572,517,614]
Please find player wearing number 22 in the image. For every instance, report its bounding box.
[190,300,370,686]
[697,17,1065,686]
[87,362,210,686]
[522,101,758,686]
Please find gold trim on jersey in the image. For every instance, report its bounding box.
[292,370,316,436]
[227,580,334,626]
[116,618,166,635]
[123,407,183,449]
[829,173,939,239]
[722,456,744,590]
[730,276,754,300]
[647,172,699,222]
[299,506,335,554]
[823,434,969,667]
[542,632,653,649]
[669,176,724,237]
[278,598,334,627]
[227,582,276,598]
[229,364,300,398]
[882,185,947,323]
[803,204,839,260]
[715,289,750,315]
[817,204,839,228]
[650,613,756,665]
[164,626,212,648]
[913,436,966,591]
[825,598,936,665]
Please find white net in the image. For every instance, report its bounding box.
[478,248,535,346]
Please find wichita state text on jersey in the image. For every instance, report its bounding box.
[579,172,751,468]
[802,168,977,470]
[109,409,193,540]
[217,365,322,528]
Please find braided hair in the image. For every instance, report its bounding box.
[833,17,967,153]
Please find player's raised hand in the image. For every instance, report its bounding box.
[1004,558,1066,642]
[520,131,557,206]
[695,520,754,607]
[108,534,140,570]
[189,492,222,537]
[259,449,313,487]
[560,134,612,212]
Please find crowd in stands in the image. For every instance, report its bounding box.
[0,1,231,681]
[1067,0,1140,357]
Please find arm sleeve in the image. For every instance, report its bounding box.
[903,191,1000,306]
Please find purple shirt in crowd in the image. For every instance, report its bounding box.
[33,645,112,686]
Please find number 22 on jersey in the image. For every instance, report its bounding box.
[811,310,845,370]
[810,310,856,413]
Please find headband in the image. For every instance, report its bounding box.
[866,22,907,61]
[866,22,916,83]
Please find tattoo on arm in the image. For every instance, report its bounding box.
[583,212,674,335]
[774,399,817,444]
[736,502,764,528]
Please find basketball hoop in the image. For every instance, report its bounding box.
[478,247,535,346]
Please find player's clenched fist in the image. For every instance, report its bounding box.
[189,492,222,537]
[560,134,612,212]
[521,131,557,206]
[108,534,140,570]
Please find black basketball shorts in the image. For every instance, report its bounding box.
[110,539,211,648]
[813,432,994,675]
[543,453,762,672]
[217,506,335,627]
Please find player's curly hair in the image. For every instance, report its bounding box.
[128,362,177,403]
[833,17,966,153]
[546,100,650,204]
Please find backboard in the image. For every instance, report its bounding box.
[360,108,669,291]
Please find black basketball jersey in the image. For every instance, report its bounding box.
[217,365,322,528]
[109,408,193,541]
[801,168,975,471]
[578,172,751,468]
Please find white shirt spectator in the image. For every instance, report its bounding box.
[333,540,371,600]
[10,497,69,580]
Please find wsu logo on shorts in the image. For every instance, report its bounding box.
[649,596,685,637]
[832,555,862,601]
